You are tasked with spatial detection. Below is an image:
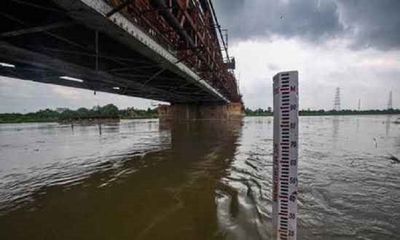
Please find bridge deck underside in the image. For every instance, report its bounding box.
[0,0,226,103]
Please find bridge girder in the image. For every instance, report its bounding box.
[0,0,240,104]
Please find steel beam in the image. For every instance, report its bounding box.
[0,41,194,102]
[106,0,136,17]
[9,0,63,13]
[51,0,229,103]
[0,22,74,37]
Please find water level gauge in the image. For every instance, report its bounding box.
[272,71,299,240]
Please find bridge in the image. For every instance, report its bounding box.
[0,0,244,119]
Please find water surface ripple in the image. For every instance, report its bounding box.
[0,116,399,240]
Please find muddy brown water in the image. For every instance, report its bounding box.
[0,116,399,239]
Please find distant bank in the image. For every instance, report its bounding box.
[0,104,157,124]
[0,105,399,123]
[245,108,400,117]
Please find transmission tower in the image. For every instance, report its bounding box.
[358,99,361,111]
[388,91,393,110]
[334,87,341,111]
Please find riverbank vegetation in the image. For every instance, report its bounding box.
[300,109,400,116]
[1,105,399,123]
[0,104,158,123]
[245,108,400,116]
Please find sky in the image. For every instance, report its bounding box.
[0,0,399,113]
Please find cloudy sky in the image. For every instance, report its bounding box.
[1,0,399,112]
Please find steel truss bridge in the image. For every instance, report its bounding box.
[0,0,242,104]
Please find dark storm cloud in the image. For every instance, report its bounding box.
[336,0,400,50]
[214,0,343,42]
[213,0,400,50]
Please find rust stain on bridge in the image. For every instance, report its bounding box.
[0,0,242,106]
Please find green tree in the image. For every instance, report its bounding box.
[99,104,119,117]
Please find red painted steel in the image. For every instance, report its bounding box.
[108,0,241,102]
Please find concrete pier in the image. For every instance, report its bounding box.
[157,103,244,121]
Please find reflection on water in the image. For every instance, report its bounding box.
[0,116,399,240]
[385,115,391,136]
[0,120,242,240]
[332,116,340,140]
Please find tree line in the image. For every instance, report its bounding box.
[1,105,399,123]
[0,104,158,123]
[245,108,400,116]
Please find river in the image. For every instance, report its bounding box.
[0,115,399,240]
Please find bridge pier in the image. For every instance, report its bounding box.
[158,103,244,121]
